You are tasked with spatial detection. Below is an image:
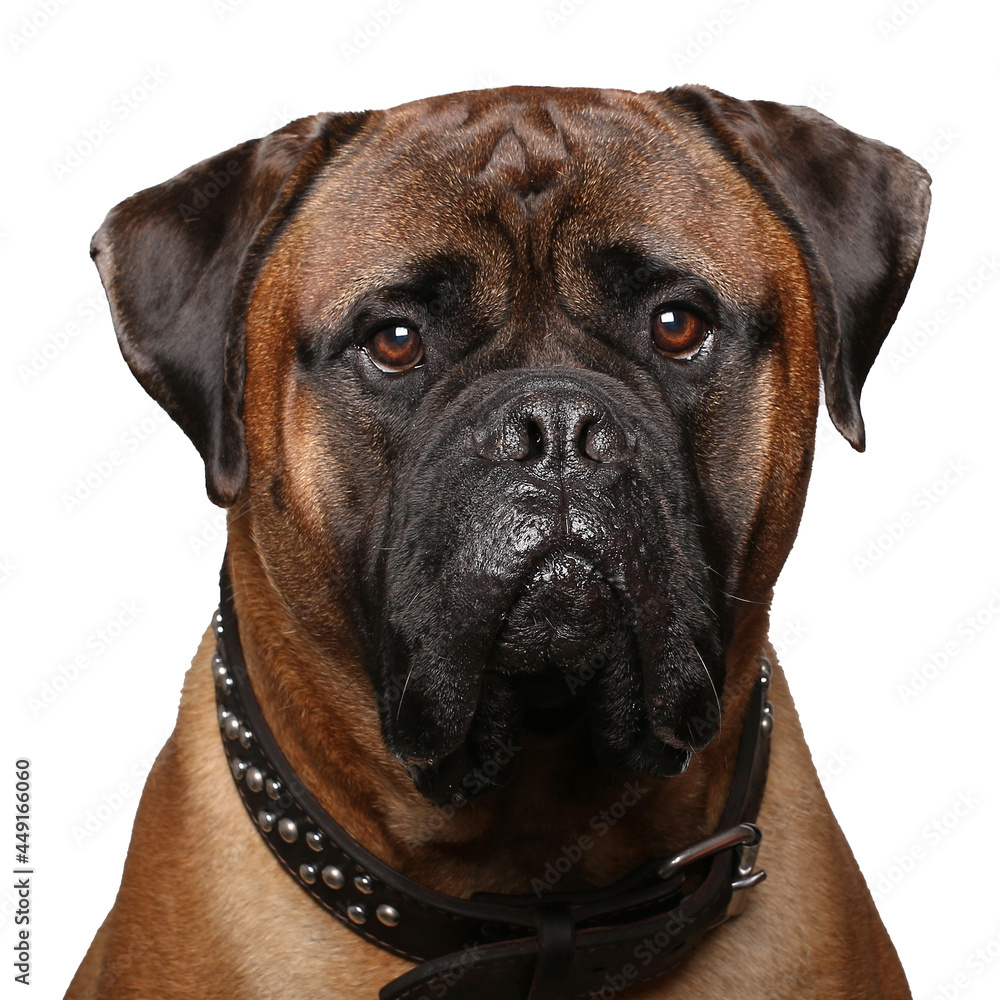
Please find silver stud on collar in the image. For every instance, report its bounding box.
[299,863,318,885]
[213,659,228,686]
[759,657,773,686]
[322,865,345,889]
[354,874,375,894]
[761,701,774,736]
[278,818,299,843]
[230,758,248,780]
[347,904,367,925]
[224,715,241,740]
[265,778,282,800]
[239,727,253,749]
[217,705,231,726]
[258,809,276,832]
[306,831,324,852]
[245,767,264,793]
[377,904,401,927]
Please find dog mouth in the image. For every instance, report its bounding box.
[491,551,622,741]
[493,552,625,676]
[516,668,590,736]
[389,548,721,805]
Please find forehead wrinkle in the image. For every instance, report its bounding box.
[549,123,801,316]
[263,85,801,348]
[266,148,519,334]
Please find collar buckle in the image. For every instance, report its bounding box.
[726,823,766,918]
[657,821,762,880]
[656,822,766,922]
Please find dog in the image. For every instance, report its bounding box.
[67,84,930,1000]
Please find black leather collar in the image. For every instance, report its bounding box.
[213,563,772,1000]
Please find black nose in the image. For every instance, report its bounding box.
[474,377,632,471]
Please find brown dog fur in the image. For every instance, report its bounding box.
[68,86,925,999]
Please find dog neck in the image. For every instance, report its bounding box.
[224,520,770,898]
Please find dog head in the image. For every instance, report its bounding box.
[92,86,929,802]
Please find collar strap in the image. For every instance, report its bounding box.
[213,563,772,1000]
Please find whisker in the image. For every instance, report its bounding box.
[395,663,415,722]
[695,647,721,722]
[721,591,771,607]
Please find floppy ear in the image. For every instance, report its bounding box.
[663,85,931,450]
[90,111,370,505]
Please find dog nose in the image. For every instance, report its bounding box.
[474,382,631,470]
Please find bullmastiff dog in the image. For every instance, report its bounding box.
[68,85,930,1000]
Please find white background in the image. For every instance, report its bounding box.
[3,0,998,997]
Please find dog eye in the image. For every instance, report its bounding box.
[651,307,710,360]
[363,323,425,373]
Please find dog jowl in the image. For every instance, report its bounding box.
[90,87,928,811]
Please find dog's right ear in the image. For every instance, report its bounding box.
[91,112,370,506]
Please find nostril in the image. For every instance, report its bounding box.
[478,414,547,462]
[524,418,544,460]
[578,416,625,464]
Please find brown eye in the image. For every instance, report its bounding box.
[364,324,424,372]
[651,307,710,360]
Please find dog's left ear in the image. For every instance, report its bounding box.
[91,112,370,506]
[664,86,931,451]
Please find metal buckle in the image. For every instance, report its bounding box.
[656,822,765,921]
[657,822,761,879]
[726,823,765,918]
